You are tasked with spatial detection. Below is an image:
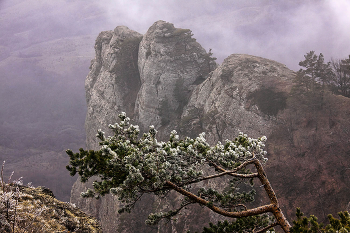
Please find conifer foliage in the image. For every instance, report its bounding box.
[295,51,333,92]
[66,112,291,232]
[331,55,350,97]
[290,208,350,232]
[296,51,350,98]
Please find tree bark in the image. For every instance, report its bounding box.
[165,158,292,232]
[253,159,291,232]
[165,180,276,218]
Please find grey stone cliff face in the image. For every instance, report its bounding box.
[85,26,142,150]
[136,20,216,133]
[71,26,145,232]
[70,21,295,233]
[181,54,295,144]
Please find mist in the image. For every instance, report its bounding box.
[2,1,349,68]
[0,0,349,201]
[94,0,350,70]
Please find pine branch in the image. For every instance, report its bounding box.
[165,180,275,218]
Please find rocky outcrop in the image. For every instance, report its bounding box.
[135,20,216,132]
[180,54,294,144]
[0,185,101,232]
[72,21,218,233]
[71,26,144,232]
[85,26,142,149]
[70,21,297,233]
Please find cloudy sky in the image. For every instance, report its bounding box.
[95,0,350,70]
[2,0,350,69]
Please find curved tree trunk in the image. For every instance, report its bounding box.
[166,158,292,232]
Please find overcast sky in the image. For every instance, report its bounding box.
[90,0,350,70]
[1,0,350,70]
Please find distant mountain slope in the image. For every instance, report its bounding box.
[0,0,102,201]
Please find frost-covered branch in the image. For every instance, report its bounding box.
[66,112,291,232]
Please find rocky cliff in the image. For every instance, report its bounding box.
[72,20,219,233]
[181,53,294,144]
[71,20,295,232]
[135,20,216,133]
[70,20,350,232]
[85,26,142,150]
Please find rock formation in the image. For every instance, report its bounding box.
[85,26,142,149]
[71,20,350,232]
[73,20,220,233]
[181,54,294,144]
[71,20,296,232]
[71,25,146,232]
[0,185,101,232]
[135,20,216,132]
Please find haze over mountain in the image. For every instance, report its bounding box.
[0,0,349,203]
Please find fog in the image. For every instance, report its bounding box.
[2,1,349,68]
[0,0,349,201]
[95,0,350,69]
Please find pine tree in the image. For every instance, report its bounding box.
[297,51,333,91]
[331,55,350,97]
[290,208,350,233]
[66,112,291,232]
